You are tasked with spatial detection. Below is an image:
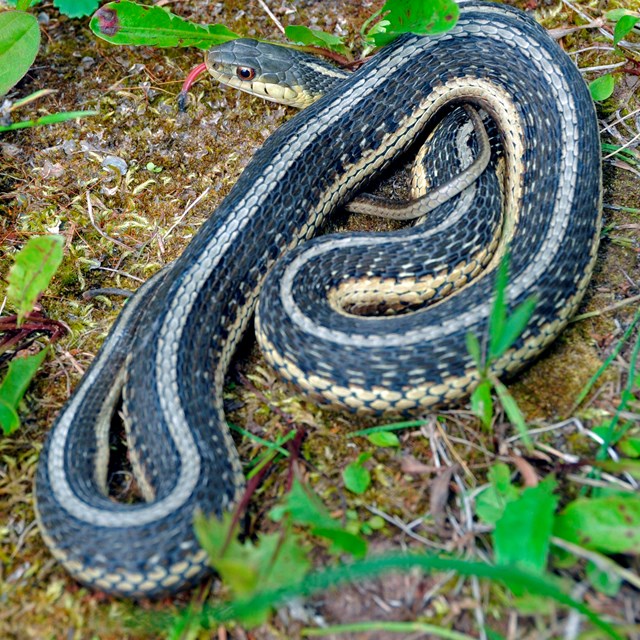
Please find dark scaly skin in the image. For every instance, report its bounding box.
[36,1,601,597]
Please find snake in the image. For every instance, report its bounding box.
[35,0,601,598]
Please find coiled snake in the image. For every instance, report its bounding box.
[35,0,601,597]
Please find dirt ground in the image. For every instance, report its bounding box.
[1,0,639,638]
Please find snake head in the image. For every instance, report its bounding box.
[205,38,348,109]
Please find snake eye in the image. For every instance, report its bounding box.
[236,66,256,81]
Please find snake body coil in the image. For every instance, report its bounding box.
[36,1,601,597]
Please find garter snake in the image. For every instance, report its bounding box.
[35,0,602,597]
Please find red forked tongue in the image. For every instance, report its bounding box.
[178,61,208,112]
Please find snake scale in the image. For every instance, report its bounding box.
[35,0,601,597]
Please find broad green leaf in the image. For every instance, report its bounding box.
[7,235,64,324]
[0,401,20,435]
[589,74,614,102]
[0,349,48,435]
[284,25,349,56]
[585,561,622,596]
[618,436,640,458]
[613,14,640,46]
[0,11,40,96]
[371,0,459,46]
[343,453,372,494]
[475,463,520,524]
[269,478,335,529]
[490,295,537,359]
[367,431,400,447]
[471,379,493,429]
[90,2,240,50]
[493,476,558,576]
[554,495,640,554]
[591,422,629,447]
[0,110,98,132]
[53,0,98,18]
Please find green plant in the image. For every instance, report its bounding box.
[0,235,64,434]
[89,0,459,57]
[466,254,537,445]
[0,3,40,96]
[343,451,372,494]
[476,461,640,598]
[1,1,98,127]
[6,0,101,19]
[163,548,621,639]
[191,477,368,628]
[588,8,640,102]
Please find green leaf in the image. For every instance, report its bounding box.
[165,603,201,640]
[0,110,98,132]
[606,9,636,21]
[284,25,349,56]
[618,436,640,458]
[490,295,537,360]
[589,74,615,102]
[493,476,558,576]
[7,235,64,324]
[0,11,40,96]
[349,419,427,438]
[465,331,482,367]
[343,453,372,494]
[370,0,459,46]
[197,553,623,639]
[90,2,240,50]
[585,561,622,596]
[488,255,509,360]
[269,480,367,558]
[0,349,48,435]
[194,511,310,625]
[470,379,493,429]
[475,463,520,524]
[554,495,640,554]
[269,478,335,529]
[613,14,640,46]
[53,0,98,18]
[492,378,532,449]
[367,431,400,447]
[591,422,629,447]
[0,401,20,435]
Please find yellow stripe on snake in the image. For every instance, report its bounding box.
[35,0,601,597]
